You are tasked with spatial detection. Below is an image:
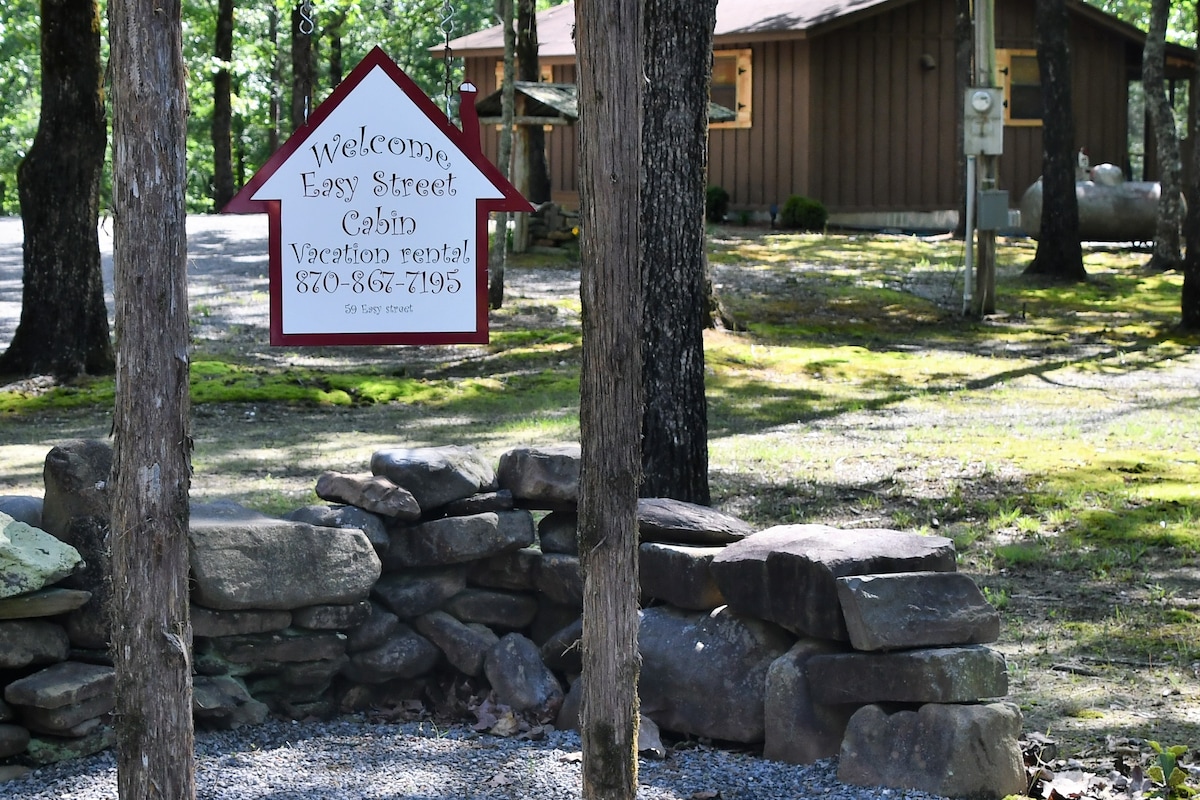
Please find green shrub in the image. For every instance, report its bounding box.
[706,185,730,223]
[779,194,828,231]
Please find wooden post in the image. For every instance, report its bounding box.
[575,0,643,797]
[972,0,998,316]
[107,0,195,798]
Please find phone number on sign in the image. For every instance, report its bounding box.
[294,269,463,295]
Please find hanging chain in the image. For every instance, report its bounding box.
[300,1,316,122]
[440,0,457,117]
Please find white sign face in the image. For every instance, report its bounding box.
[225,48,528,346]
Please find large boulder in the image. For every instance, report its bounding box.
[40,439,112,540]
[838,702,1026,799]
[341,625,441,684]
[384,511,535,568]
[370,446,497,511]
[484,633,563,719]
[496,445,579,508]
[710,525,956,640]
[639,542,725,610]
[763,638,857,765]
[836,571,1000,651]
[0,620,70,669]
[372,566,467,619]
[189,501,381,611]
[637,498,753,545]
[0,513,82,599]
[638,605,794,743]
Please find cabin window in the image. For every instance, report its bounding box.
[997,49,1041,126]
[711,49,753,129]
[494,62,554,89]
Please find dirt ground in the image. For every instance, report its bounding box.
[0,216,1197,788]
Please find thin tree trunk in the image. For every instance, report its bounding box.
[1024,0,1086,281]
[268,6,280,151]
[212,0,235,209]
[1143,0,1183,273]
[576,0,643,796]
[290,3,315,133]
[1181,0,1200,329]
[489,0,515,310]
[517,0,551,203]
[328,11,344,88]
[639,0,714,504]
[108,0,194,799]
[0,0,113,379]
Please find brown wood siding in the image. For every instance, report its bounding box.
[808,0,959,213]
[464,0,1149,217]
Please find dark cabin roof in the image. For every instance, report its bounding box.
[446,0,1192,64]
[474,81,737,124]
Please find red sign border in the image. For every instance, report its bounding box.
[223,46,530,346]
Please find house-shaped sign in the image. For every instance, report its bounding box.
[224,47,530,345]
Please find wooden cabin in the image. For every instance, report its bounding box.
[447,0,1194,230]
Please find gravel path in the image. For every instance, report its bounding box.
[5,718,949,800]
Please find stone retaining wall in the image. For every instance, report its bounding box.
[0,440,1024,797]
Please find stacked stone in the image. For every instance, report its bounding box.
[0,500,107,779]
[0,439,1027,798]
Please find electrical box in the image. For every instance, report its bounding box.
[964,87,1003,156]
[976,189,1010,230]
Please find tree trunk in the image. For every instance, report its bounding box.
[1024,0,1086,281]
[952,0,971,240]
[1142,0,1183,273]
[0,0,113,379]
[268,6,280,152]
[1181,0,1200,329]
[489,0,516,310]
[107,0,194,798]
[328,12,344,88]
[639,0,715,505]
[517,0,551,204]
[290,3,315,133]
[576,0,643,796]
[211,0,235,210]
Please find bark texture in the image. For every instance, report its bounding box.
[1182,0,1200,330]
[211,0,235,210]
[639,0,715,505]
[108,0,195,797]
[1142,0,1184,273]
[0,0,113,379]
[488,0,516,310]
[576,0,643,796]
[517,0,551,204]
[1024,0,1086,281]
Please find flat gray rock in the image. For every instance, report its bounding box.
[710,524,956,640]
[385,510,534,568]
[190,501,381,611]
[372,566,467,619]
[0,496,42,528]
[370,446,497,511]
[415,610,499,677]
[807,645,1009,704]
[4,662,115,710]
[442,588,538,630]
[836,571,1000,651]
[639,542,725,610]
[0,588,91,620]
[637,497,753,545]
[191,608,292,638]
[341,625,441,684]
[0,620,70,669]
[0,513,82,599]
[314,472,421,521]
[496,444,579,508]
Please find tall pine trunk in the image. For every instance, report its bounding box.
[576,0,643,796]
[517,0,551,203]
[488,0,516,310]
[639,0,715,504]
[0,0,113,379]
[1181,0,1200,329]
[1024,0,1086,281]
[1143,0,1184,273]
[212,0,235,209]
[108,0,194,797]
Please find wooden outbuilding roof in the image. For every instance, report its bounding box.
[474,81,737,125]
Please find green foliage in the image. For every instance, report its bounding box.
[705,185,730,223]
[1148,741,1197,800]
[778,194,828,232]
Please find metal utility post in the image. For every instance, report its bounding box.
[970,0,999,316]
